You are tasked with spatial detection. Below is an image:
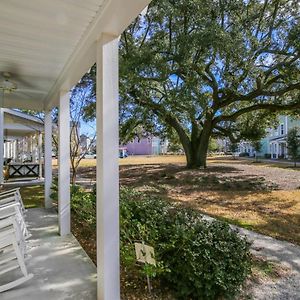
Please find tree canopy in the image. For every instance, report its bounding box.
[82,0,300,167]
[287,127,300,166]
[118,0,300,167]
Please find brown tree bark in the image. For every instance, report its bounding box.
[177,118,213,169]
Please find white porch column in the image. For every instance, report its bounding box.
[11,141,14,160]
[29,135,33,159]
[96,34,120,300]
[0,109,4,184]
[38,132,43,178]
[14,140,18,162]
[44,111,53,208]
[58,91,71,236]
[13,140,17,161]
[7,142,11,158]
[4,142,7,159]
[10,142,13,158]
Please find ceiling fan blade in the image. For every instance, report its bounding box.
[17,91,32,98]
[17,88,46,95]
[13,74,36,89]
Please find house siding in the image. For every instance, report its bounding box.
[124,137,168,155]
[238,115,300,159]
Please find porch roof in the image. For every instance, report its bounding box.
[0,0,149,111]
[4,109,44,138]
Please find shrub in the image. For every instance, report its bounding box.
[239,152,250,157]
[71,185,96,228]
[264,153,271,159]
[120,187,252,299]
[50,179,96,228]
[53,183,252,299]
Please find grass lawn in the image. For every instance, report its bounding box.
[19,185,44,208]
[73,155,300,245]
[24,155,300,245]
[118,156,300,245]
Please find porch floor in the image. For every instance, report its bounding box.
[2,177,44,187]
[0,208,97,300]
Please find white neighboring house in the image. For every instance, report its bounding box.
[237,115,300,159]
[238,141,255,157]
[268,115,293,159]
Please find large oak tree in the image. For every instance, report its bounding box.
[118,0,300,168]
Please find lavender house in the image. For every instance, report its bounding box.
[124,137,168,155]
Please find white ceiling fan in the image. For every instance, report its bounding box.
[0,72,46,108]
[0,72,17,94]
[0,72,46,95]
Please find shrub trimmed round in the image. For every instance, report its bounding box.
[120,187,251,299]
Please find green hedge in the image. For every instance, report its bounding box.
[51,182,251,299]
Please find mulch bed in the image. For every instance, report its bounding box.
[71,214,173,300]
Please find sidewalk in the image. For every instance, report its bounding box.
[203,214,300,299]
[238,226,300,300]
[240,156,300,168]
[1,208,97,300]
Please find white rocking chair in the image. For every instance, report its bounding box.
[0,188,25,213]
[0,216,33,292]
[0,203,31,245]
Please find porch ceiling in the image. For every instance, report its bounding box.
[0,0,151,111]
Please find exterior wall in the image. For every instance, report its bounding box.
[268,115,300,159]
[124,136,167,155]
[125,137,153,155]
[237,115,300,159]
[238,141,255,156]
[260,137,269,155]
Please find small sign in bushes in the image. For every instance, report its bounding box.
[134,242,156,266]
[134,242,156,293]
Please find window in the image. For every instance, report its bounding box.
[280,124,284,135]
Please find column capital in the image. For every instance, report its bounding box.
[97,33,120,45]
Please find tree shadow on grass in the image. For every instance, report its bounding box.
[119,164,279,194]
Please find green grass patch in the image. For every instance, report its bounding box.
[20,185,44,208]
[215,215,254,231]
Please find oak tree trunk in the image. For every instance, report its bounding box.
[182,120,213,169]
[165,114,213,169]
